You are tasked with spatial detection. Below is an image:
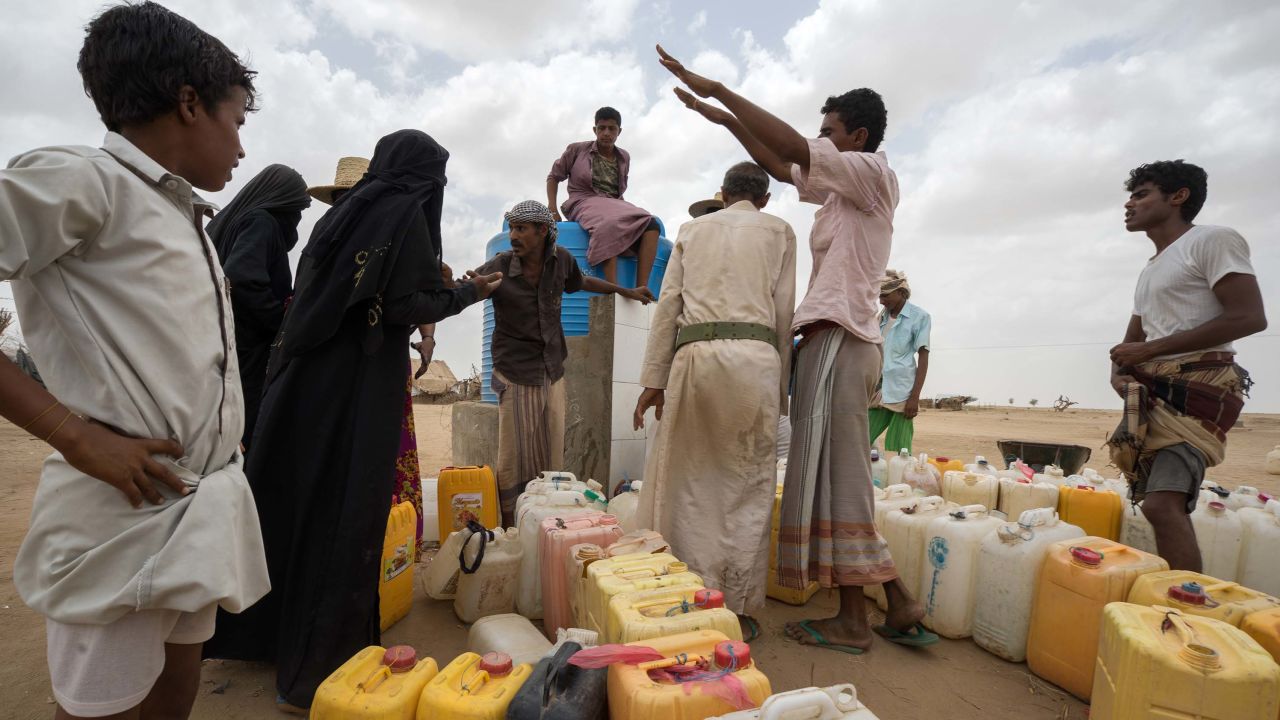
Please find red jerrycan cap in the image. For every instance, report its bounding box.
[1168,582,1208,605]
[714,640,751,670]
[381,645,417,673]
[479,652,513,677]
[1069,546,1103,567]
[695,589,725,609]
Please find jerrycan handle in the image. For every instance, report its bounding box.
[461,668,491,695]
[950,504,988,519]
[459,520,493,575]
[614,566,659,580]
[357,665,393,695]
[540,641,582,709]
[1151,606,1223,671]
[756,684,858,720]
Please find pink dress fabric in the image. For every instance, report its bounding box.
[548,140,654,266]
[789,138,900,344]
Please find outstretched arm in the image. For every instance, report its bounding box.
[582,275,652,303]
[673,88,792,184]
[658,44,811,174]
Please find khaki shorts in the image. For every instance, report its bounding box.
[1146,443,1207,514]
[46,605,217,717]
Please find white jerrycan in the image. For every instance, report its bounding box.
[997,477,1059,521]
[1237,499,1280,596]
[972,508,1084,662]
[1119,502,1158,555]
[607,481,643,532]
[454,527,524,623]
[1227,485,1266,511]
[516,472,595,518]
[711,684,880,719]
[872,484,921,528]
[919,505,1003,639]
[1190,500,1243,582]
[880,496,956,612]
[942,471,999,511]
[424,524,491,600]
[887,449,912,487]
[516,489,593,619]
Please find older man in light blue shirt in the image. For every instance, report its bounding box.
[870,270,931,454]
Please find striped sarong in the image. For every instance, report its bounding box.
[1107,351,1250,504]
[494,370,566,526]
[777,327,898,589]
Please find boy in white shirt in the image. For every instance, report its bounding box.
[0,3,269,717]
[1108,159,1267,571]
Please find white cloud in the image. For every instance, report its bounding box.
[688,10,707,34]
[1,0,1277,412]
[313,0,642,63]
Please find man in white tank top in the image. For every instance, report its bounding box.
[1108,159,1267,571]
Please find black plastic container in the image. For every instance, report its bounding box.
[506,641,607,720]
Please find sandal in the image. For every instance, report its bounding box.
[738,614,761,643]
[787,620,865,655]
[872,622,940,647]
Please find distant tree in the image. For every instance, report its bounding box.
[1008,397,1015,405]
[1029,398,1039,407]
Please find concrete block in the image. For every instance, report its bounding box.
[563,295,614,483]
[451,401,499,469]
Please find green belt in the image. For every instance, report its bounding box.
[674,321,778,351]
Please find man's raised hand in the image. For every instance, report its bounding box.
[674,87,732,125]
[657,44,721,98]
[464,270,504,300]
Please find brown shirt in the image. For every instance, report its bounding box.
[477,243,585,386]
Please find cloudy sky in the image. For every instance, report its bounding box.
[2,0,1277,412]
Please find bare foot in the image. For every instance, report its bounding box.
[883,597,926,633]
[784,616,873,652]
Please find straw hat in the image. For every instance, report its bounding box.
[307,156,370,205]
[688,191,724,218]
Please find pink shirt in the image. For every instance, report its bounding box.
[790,137,899,344]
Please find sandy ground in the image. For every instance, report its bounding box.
[1,406,1276,719]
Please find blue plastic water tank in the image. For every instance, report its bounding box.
[480,220,673,403]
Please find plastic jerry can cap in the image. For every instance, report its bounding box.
[666,562,689,573]
[479,652,513,677]
[1168,582,1208,605]
[694,589,725,609]
[1069,546,1103,567]
[714,641,750,670]
[382,645,418,673]
[1207,501,1227,512]
[599,514,619,525]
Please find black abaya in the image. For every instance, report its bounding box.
[204,131,480,707]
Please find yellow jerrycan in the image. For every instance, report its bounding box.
[311,645,438,720]
[608,630,771,720]
[1091,604,1280,720]
[1026,537,1168,701]
[768,483,819,605]
[1056,484,1123,540]
[416,652,532,720]
[435,466,499,543]
[1240,607,1280,666]
[380,501,418,632]
[581,553,702,638]
[1128,571,1280,627]
[607,586,742,644]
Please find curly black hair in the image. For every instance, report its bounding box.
[77,2,257,132]
[1125,160,1208,222]
[821,89,887,152]
[595,106,622,126]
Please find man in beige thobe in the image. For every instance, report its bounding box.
[634,162,796,630]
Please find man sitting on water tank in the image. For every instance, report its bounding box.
[471,200,650,526]
[546,106,659,300]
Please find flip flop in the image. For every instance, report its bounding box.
[276,694,308,716]
[739,615,761,643]
[872,622,940,647]
[788,620,865,655]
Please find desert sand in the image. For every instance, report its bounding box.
[1,405,1276,719]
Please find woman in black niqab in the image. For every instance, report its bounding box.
[204,130,484,710]
[207,163,311,450]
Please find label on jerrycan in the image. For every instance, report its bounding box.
[925,536,949,615]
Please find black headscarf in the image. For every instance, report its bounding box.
[207,164,311,258]
[269,130,449,373]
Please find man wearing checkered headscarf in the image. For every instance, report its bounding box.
[870,269,931,455]
[474,200,650,525]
